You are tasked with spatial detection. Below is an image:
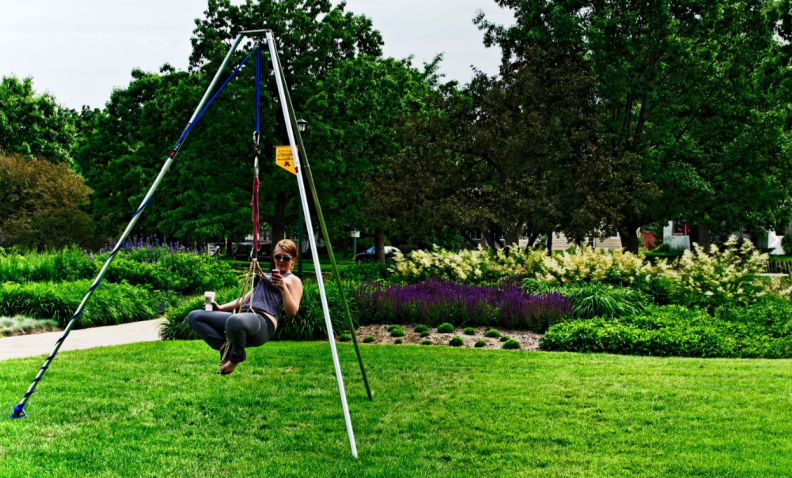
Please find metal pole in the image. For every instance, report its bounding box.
[270,39,373,402]
[267,32,358,458]
[8,34,246,420]
[353,229,357,258]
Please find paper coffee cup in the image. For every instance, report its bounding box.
[204,291,216,311]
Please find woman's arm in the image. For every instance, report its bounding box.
[213,292,250,312]
[274,276,303,317]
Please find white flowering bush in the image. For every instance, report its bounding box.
[538,246,667,286]
[664,236,768,307]
[389,245,544,283]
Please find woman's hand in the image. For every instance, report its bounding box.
[271,271,288,293]
[211,301,221,311]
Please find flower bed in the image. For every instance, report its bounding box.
[354,279,572,332]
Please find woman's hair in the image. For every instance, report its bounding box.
[274,239,298,261]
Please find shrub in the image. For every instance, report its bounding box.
[474,340,486,348]
[0,247,97,283]
[390,326,406,337]
[552,282,649,319]
[387,324,399,332]
[540,300,792,358]
[338,334,352,342]
[0,315,59,337]
[394,338,403,344]
[101,239,239,295]
[0,280,158,329]
[450,336,464,346]
[160,281,357,341]
[354,280,572,332]
[363,336,375,343]
[421,340,432,345]
[663,236,768,308]
[340,262,391,282]
[500,336,509,342]
[484,329,500,338]
[503,339,521,350]
[389,245,545,284]
[437,322,454,333]
[464,327,475,335]
[539,245,665,286]
[414,324,429,333]
[783,234,792,255]
[420,331,431,337]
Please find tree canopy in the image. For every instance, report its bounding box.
[0,76,78,164]
[477,0,792,250]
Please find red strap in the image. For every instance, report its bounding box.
[252,177,260,251]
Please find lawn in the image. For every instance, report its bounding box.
[2,342,792,477]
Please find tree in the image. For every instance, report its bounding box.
[368,48,632,252]
[0,152,94,249]
[73,0,385,247]
[477,0,792,252]
[0,76,78,164]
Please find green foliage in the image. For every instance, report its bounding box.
[477,0,792,251]
[0,153,95,249]
[420,331,430,338]
[394,338,403,344]
[413,324,429,333]
[663,237,768,309]
[502,339,521,350]
[474,340,486,348]
[102,245,239,295]
[485,329,500,338]
[421,339,432,345]
[0,247,97,283]
[449,336,464,347]
[340,262,392,282]
[437,322,454,333]
[0,315,59,337]
[0,280,158,329]
[550,282,650,319]
[541,300,792,358]
[161,281,356,341]
[500,336,509,342]
[464,327,475,335]
[390,246,545,284]
[783,235,792,255]
[389,326,406,337]
[0,76,77,164]
[363,336,375,343]
[386,324,398,332]
[338,334,351,342]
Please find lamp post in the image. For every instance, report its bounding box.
[296,117,308,277]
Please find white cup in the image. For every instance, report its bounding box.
[204,291,216,311]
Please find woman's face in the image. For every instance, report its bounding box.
[273,247,296,273]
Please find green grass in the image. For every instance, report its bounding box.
[2,342,792,476]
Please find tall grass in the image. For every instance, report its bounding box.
[0,247,96,283]
[523,279,649,319]
[0,315,59,336]
[0,281,158,328]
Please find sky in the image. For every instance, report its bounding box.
[0,0,515,111]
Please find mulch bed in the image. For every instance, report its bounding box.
[351,324,541,350]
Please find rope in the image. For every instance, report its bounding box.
[252,177,260,251]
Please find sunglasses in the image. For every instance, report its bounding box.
[274,254,294,262]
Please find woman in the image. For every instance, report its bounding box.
[187,239,303,375]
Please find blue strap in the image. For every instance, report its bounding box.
[168,48,254,157]
[255,42,261,132]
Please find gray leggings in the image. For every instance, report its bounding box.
[186,310,274,363]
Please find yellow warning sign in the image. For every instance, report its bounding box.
[275,146,297,175]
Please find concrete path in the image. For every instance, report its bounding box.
[0,318,166,361]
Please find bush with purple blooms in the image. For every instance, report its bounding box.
[98,236,238,295]
[354,279,572,332]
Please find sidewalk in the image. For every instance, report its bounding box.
[0,318,166,361]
